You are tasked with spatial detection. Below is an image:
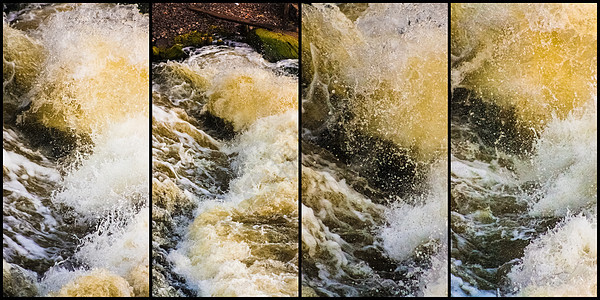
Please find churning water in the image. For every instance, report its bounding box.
[151,44,299,296]
[3,3,149,297]
[451,3,597,297]
[301,3,448,297]
[5,2,595,298]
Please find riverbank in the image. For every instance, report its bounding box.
[152,3,297,55]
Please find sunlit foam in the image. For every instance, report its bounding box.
[452,3,597,127]
[54,268,134,297]
[24,3,149,135]
[519,98,597,217]
[302,3,447,160]
[172,111,298,297]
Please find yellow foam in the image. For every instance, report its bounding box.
[180,112,298,296]
[127,263,149,297]
[353,29,448,159]
[452,3,597,127]
[23,5,149,135]
[56,269,133,297]
[302,4,448,160]
[206,68,298,131]
[2,24,45,97]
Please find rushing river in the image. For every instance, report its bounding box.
[3,3,149,297]
[450,3,597,297]
[301,4,448,297]
[151,43,299,296]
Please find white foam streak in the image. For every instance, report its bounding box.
[521,99,597,217]
[172,111,298,297]
[508,215,597,296]
[52,116,149,216]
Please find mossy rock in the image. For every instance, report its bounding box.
[153,44,184,60]
[247,28,298,62]
[3,260,38,297]
[153,31,213,60]
[173,30,213,47]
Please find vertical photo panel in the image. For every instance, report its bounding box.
[450,3,597,297]
[151,3,299,297]
[3,3,150,297]
[301,3,448,297]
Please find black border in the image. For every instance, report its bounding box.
[447,3,452,297]
[297,2,303,297]
[148,2,154,297]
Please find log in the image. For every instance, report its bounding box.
[187,4,297,34]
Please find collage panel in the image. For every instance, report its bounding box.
[450,3,597,297]
[151,3,299,297]
[3,3,149,297]
[300,3,448,297]
[4,2,597,299]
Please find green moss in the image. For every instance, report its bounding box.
[173,30,213,47]
[153,31,215,61]
[247,28,298,62]
[154,44,184,60]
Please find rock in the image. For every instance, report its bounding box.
[173,30,213,47]
[135,3,149,14]
[154,43,185,60]
[247,28,298,62]
[302,285,319,297]
[3,260,38,297]
[153,31,213,60]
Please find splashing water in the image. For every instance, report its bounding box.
[3,3,149,296]
[451,3,596,297]
[301,3,448,297]
[152,43,299,296]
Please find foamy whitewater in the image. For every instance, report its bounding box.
[301,4,447,296]
[451,3,597,296]
[151,44,299,296]
[3,3,149,297]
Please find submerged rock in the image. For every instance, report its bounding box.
[3,260,38,297]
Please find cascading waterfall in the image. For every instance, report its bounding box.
[6,3,594,298]
[151,44,299,296]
